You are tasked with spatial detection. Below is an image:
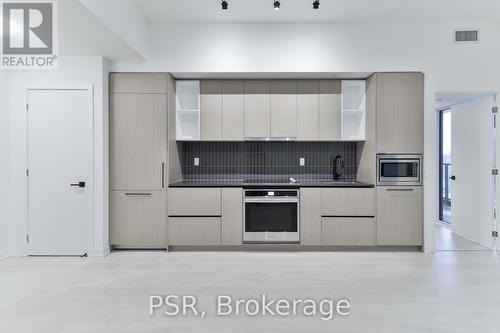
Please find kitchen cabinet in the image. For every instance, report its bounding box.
[318,80,342,141]
[244,80,271,138]
[200,80,223,141]
[322,217,376,246]
[377,186,423,245]
[270,80,297,138]
[109,93,167,191]
[168,188,221,216]
[222,80,245,141]
[300,188,322,245]
[110,73,167,94]
[176,80,200,140]
[321,188,375,217]
[167,217,221,245]
[297,80,319,141]
[222,188,243,245]
[376,73,424,153]
[341,80,366,141]
[110,191,166,248]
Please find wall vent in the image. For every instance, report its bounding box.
[455,30,479,42]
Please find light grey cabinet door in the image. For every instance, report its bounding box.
[110,191,166,248]
[222,188,243,245]
[321,188,376,217]
[297,80,319,141]
[322,217,376,246]
[167,217,221,245]
[222,80,245,141]
[300,188,321,245]
[168,188,221,216]
[376,73,424,153]
[244,80,271,138]
[200,80,223,140]
[110,93,167,190]
[270,80,297,138]
[318,80,341,141]
[377,186,423,245]
[110,73,167,94]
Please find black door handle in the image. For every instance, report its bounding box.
[449,176,456,180]
[70,182,86,188]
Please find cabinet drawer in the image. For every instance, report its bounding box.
[110,191,166,248]
[321,217,376,246]
[321,188,375,216]
[168,188,221,216]
[167,217,221,245]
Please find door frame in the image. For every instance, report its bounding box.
[26,86,95,255]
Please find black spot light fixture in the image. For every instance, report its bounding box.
[313,0,320,9]
[274,0,280,10]
[221,0,228,10]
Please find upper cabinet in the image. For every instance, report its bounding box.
[318,80,342,141]
[244,80,271,138]
[222,80,245,141]
[376,73,424,153]
[175,78,369,142]
[176,80,200,140]
[270,80,297,138]
[297,80,319,141]
[200,80,223,141]
[341,80,366,141]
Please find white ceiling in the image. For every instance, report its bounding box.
[132,0,500,23]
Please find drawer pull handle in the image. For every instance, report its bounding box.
[386,188,414,192]
[125,193,152,196]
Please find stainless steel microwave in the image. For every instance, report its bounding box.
[377,154,422,186]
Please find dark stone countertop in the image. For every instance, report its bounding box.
[169,180,375,188]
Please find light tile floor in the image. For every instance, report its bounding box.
[1,250,499,332]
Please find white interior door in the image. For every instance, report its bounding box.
[27,88,92,255]
[451,95,495,249]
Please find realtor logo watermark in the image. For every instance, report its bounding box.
[1,0,58,69]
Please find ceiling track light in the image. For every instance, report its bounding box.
[221,0,228,10]
[273,0,280,10]
[313,0,320,9]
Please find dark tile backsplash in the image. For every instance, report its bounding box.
[179,142,358,182]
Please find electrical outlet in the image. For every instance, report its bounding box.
[300,157,305,166]
[194,157,199,166]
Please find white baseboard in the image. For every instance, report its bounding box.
[89,246,110,257]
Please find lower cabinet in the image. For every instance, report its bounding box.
[222,188,243,245]
[322,217,376,246]
[377,186,423,245]
[300,188,322,245]
[110,191,166,248]
[167,217,221,245]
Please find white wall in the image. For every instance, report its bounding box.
[0,72,10,257]
[111,20,500,252]
[7,56,109,256]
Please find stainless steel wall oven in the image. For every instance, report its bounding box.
[243,189,300,243]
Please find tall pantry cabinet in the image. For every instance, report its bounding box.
[109,73,168,248]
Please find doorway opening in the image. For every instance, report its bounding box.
[438,108,452,225]
[435,92,497,251]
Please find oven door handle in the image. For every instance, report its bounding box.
[244,198,299,203]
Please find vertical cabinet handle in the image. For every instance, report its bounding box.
[161,162,165,188]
